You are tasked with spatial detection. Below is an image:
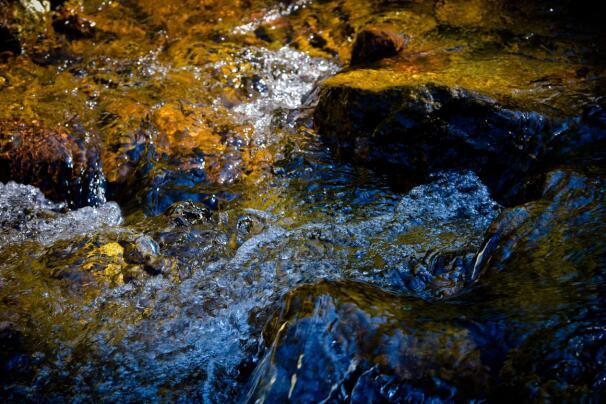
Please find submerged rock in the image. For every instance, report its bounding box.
[474,169,605,278]
[0,24,21,56]
[247,281,490,402]
[499,311,606,401]
[0,121,105,208]
[164,200,212,227]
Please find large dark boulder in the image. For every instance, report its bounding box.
[247,281,491,402]
[315,70,606,206]
[315,82,556,203]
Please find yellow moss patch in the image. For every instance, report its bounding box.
[82,242,126,286]
[434,0,502,28]
[98,242,125,257]
[322,52,583,113]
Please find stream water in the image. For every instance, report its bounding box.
[1,0,605,402]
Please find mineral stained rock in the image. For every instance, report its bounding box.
[0,121,105,208]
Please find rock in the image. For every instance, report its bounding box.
[40,230,176,289]
[0,121,105,208]
[120,235,159,265]
[52,8,96,40]
[498,311,606,401]
[0,24,21,56]
[350,27,408,66]
[314,11,606,203]
[434,0,500,28]
[315,81,554,203]
[165,200,212,227]
[0,321,31,383]
[315,49,606,205]
[247,281,491,402]
[474,169,605,277]
[117,235,176,277]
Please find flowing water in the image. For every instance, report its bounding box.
[1,0,605,401]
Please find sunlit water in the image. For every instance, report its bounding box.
[1,0,605,401]
[0,42,499,397]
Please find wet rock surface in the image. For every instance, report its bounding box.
[350,26,408,66]
[315,75,605,205]
[315,83,555,203]
[475,169,606,277]
[248,281,490,402]
[0,0,605,401]
[247,168,606,402]
[0,121,105,208]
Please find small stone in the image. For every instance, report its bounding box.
[0,24,21,56]
[52,8,96,40]
[165,200,212,227]
[143,256,173,276]
[254,26,272,42]
[350,27,408,66]
[120,236,159,265]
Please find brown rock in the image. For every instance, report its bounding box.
[350,27,408,66]
[52,8,97,40]
[0,121,104,208]
[0,24,21,57]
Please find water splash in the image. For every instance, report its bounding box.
[0,181,122,248]
[215,46,337,141]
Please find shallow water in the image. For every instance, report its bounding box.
[1,0,605,401]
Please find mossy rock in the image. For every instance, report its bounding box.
[314,45,605,204]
